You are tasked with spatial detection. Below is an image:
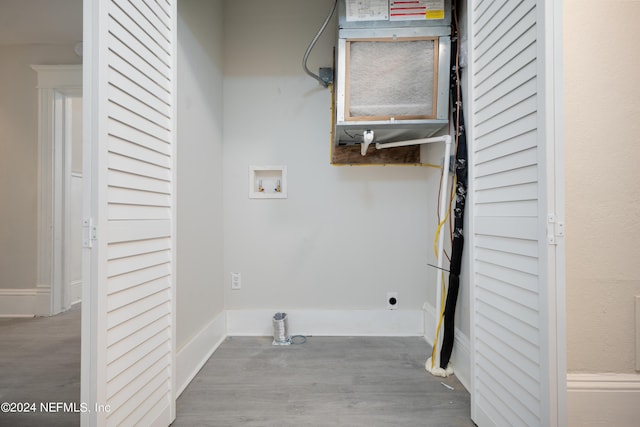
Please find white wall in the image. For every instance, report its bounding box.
[175,0,226,390]
[0,45,80,293]
[222,0,442,333]
[565,0,640,375]
[565,0,640,424]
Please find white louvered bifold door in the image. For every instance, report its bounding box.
[468,0,563,426]
[82,0,176,425]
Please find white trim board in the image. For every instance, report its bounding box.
[176,311,227,397]
[69,280,82,306]
[450,329,470,392]
[567,373,640,426]
[0,286,78,317]
[226,309,424,337]
[0,288,49,317]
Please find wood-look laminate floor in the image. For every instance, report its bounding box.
[0,309,474,427]
[0,305,81,427]
[173,336,475,427]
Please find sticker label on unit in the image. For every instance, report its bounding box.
[425,0,445,20]
[389,0,444,21]
[345,0,389,21]
[390,0,426,21]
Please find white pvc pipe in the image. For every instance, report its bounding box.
[375,134,453,370]
[375,135,451,150]
[433,135,452,370]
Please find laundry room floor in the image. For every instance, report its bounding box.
[173,336,474,427]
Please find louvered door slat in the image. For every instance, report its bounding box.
[475,78,537,124]
[112,0,171,54]
[474,1,535,72]
[475,164,537,191]
[475,145,537,177]
[109,169,171,194]
[106,342,170,395]
[108,68,171,119]
[108,15,170,80]
[474,128,536,160]
[107,49,170,103]
[107,276,170,312]
[107,303,170,351]
[107,262,170,297]
[109,85,171,130]
[108,152,170,181]
[107,353,170,425]
[106,33,170,93]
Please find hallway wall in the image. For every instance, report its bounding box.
[565,0,640,423]
[0,44,80,305]
[564,0,640,376]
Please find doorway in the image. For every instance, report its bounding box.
[33,65,82,316]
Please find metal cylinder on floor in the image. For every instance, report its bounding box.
[272,312,290,345]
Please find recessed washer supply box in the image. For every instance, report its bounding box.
[249,166,287,199]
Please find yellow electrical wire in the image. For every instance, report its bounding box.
[432,197,452,258]
[430,270,447,367]
[430,191,452,368]
[422,163,443,169]
[429,170,456,368]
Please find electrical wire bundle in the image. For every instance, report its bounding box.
[440,0,468,371]
[429,0,468,374]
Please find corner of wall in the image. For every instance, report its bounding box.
[176,311,227,397]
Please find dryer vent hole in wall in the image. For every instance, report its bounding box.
[387,292,398,310]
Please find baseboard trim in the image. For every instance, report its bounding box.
[0,286,76,317]
[567,373,640,426]
[450,329,470,392]
[226,309,424,337]
[422,303,437,345]
[35,285,51,315]
[0,288,40,317]
[176,311,227,397]
[69,280,82,306]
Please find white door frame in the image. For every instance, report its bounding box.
[543,0,567,423]
[33,64,82,316]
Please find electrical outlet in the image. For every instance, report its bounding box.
[387,292,398,310]
[231,272,241,290]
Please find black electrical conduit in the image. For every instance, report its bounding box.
[440,0,467,370]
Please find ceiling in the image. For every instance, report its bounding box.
[0,0,82,45]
